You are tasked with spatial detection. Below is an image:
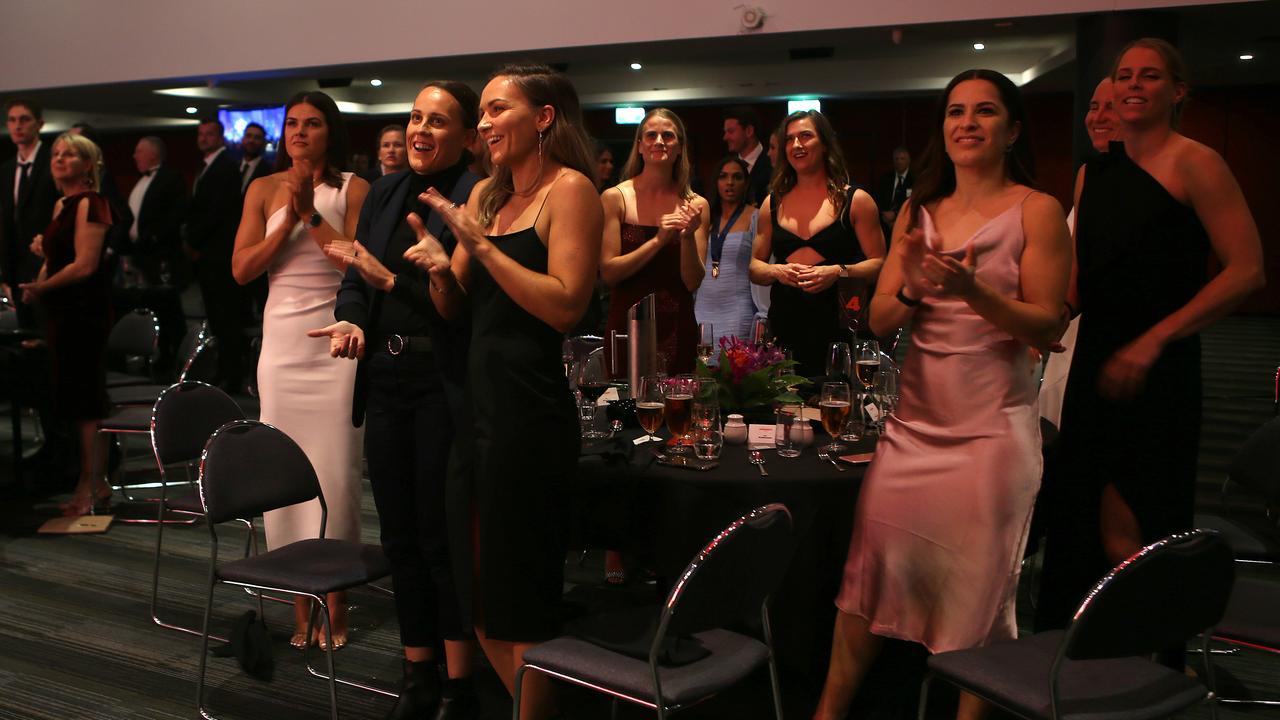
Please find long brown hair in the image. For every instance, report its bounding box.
[769,110,852,219]
[621,107,694,200]
[475,64,596,228]
[1111,37,1190,129]
[908,69,1037,231]
[275,91,348,189]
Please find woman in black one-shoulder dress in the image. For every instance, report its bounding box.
[405,64,603,720]
[20,133,114,517]
[1036,38,1264,631]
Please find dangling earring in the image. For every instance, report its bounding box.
[538,130,545,162]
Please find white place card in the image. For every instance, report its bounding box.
[598,387,620,406]
[747,424,776,449]
[865,403,882,423]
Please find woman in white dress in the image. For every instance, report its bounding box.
[232,91,370,649]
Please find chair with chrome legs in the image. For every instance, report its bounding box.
[109,321,216,406]
[195,420,391,720]
[918,529,1234,720]
[514,503,795,720]
[148,381,245,638]
[105,307,160,387]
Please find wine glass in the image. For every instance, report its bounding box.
[692,377,719,433]
[663,376,695,453]
[575,349,610,440]
[561,337,575,377]
[751,317,770,346]
[819,382,852,455]
[697,323,715,367]
[825,341,852,384]
[635,375,666,443]
[855,339,880,436]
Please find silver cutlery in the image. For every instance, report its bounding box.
[749,450,769,477]
[817,450,846,472]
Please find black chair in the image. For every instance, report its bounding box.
[1207,576,1280,707]
[919,529,1234,720]
[1195,415,1280,565]
[108,321,216,406]
[514,503,795,720]
[195,420,391,720]
[148,382,245,637]
[104,307,160,388]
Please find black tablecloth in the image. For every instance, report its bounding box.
[573,429,873,688]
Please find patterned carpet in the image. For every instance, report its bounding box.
[0,315,1276,719]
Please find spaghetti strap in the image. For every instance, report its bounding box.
[532,170,567,226]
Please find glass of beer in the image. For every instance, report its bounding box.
[820,382,852,454]
[663,376,695,453]
[636,375,666,443]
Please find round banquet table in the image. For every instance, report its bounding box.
[572,427,876,697]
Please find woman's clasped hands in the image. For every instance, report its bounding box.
[657,202,699,245]
[898,228,978,299]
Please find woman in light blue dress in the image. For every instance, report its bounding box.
[695,156,765,343]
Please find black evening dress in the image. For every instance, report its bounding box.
[42,191,114,421]
[767,192,866,377]
[467,223,580,642]
[1036,141,1209,629]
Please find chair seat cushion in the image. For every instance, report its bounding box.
[567,605,712,666]
[217,539,390,595]
[1194,513,1280,562]
[99,405,152,433]
[108,384,168,407]
[522,628,768,707]
[106,370,151,388]
[1215,577,1280,649]
[166,491,204,515]
[927,631,1207,720]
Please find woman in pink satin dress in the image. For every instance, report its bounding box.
[814,69,1071,720]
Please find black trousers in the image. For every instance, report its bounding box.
[365,350,464,647]
[196,258,249,388]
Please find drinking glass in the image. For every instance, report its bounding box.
[692,377,719,431]
[854,339,881,438]
[663,376,695,453]
[819,382,852,454]
[874,354,900,433]
[751,317,771,346]
[697,323,715,367]
[826,341,852,384]
[693,428,723,461]
[575,349,610,439]
[635,375,666,443]
[775,401,804,458]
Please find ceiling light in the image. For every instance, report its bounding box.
[787,98,821,114]
[615,107,645,125]
[973,42,986,51]
[185,106,198,114]
[630,62,643,70]
[370,78,383,87]
[1239,54,1254,61]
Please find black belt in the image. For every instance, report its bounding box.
[379,334,432,356]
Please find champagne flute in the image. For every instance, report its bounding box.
[635,375,666,443]
[663,376,695,454]
[826,341,852,384]
[575,349,610,440]
[820,382,852,455]
[697,322,715,367]
[855,340,881,437]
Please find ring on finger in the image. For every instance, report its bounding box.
[448,202,459,210]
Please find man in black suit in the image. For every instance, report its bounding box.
[237,122,273,195]
[875,146,913,245]
[1,98,59,329]
[722,105,773,207]
[127,136,189,366]
[185,118,249,392]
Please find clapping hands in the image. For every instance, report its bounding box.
[280,158,316,221]
[658,202,699,244]
[898,229,979,299]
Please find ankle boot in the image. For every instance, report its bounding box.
[433,671,479,720]
[386,659,441,720]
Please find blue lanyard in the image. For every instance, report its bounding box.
[709,204,747,278]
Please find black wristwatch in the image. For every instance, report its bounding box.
[308,211,323,228]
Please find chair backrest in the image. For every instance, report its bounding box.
[1229,415,1280,503]
[658,504,795,640]
[197,420,322,526]
[106,308,159,367]
[1063,529,1234,661]
[150,382,244,467]
[569,335,604,361]
[176,323,218,384]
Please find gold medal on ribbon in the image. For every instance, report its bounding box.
[711,261,720,278]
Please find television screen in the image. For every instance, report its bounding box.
[218,106,286,150]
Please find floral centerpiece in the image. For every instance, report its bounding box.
[696,336,808,415]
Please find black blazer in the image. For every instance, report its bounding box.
[335,168,481,426]
[875,170,913,214]
[135,165,187,255]
[745,151,773,208]
[0,139,59,288]
[184,149,243,263]
[240,156,273,195]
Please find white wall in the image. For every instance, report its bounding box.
[0,0,1243,92]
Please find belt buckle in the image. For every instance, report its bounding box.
[387,334,406,356]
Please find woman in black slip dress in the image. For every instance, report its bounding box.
[749,110,886,378]
[1036,38,1264,633]
[405,63,603,720]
